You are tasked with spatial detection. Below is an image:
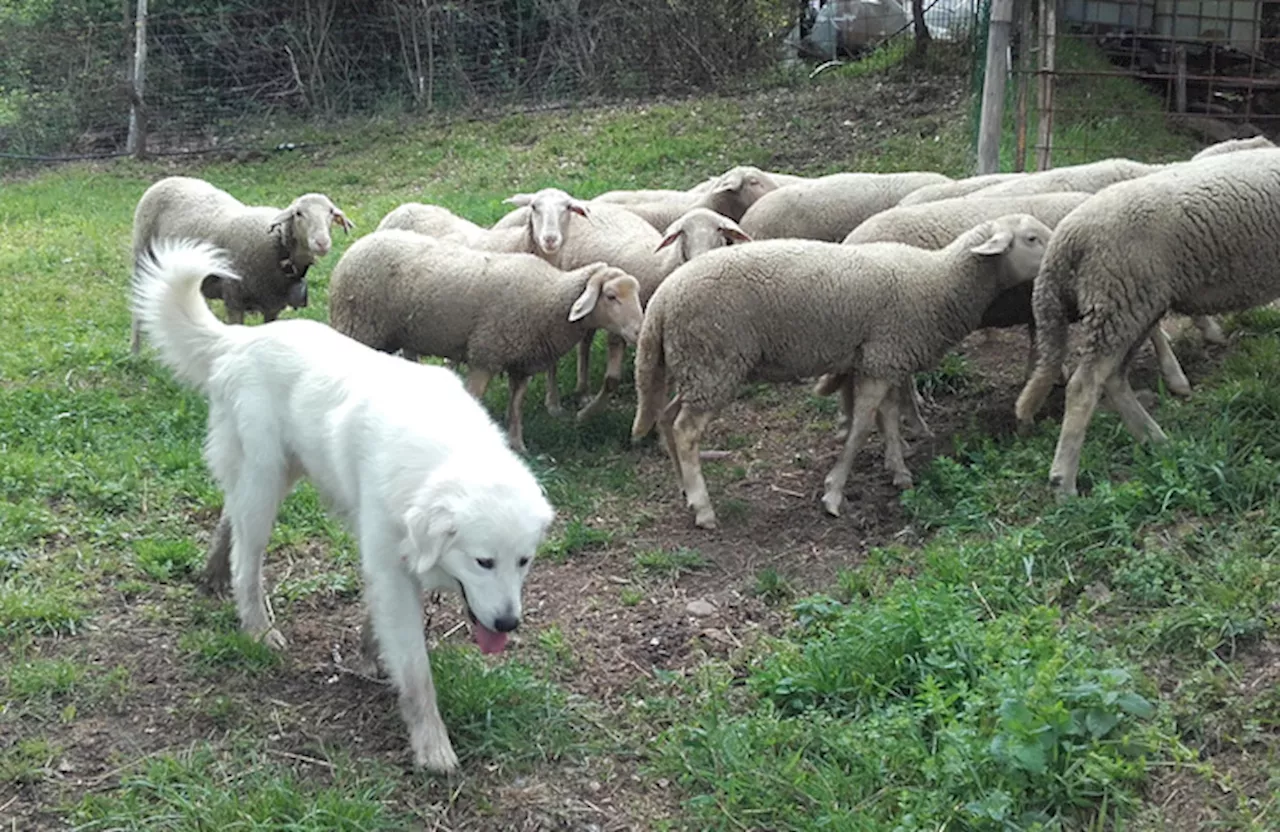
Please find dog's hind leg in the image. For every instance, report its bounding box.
[200,510,233,596]
[224,467,293,650]
[362,535,458,773]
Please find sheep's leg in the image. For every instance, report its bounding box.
[671,405,718,530]
[656,397,683,472]
[1102,351,1168,444]
[902,381,931,440]
[543,364,564,417]
[833,374,854,441]
[1024,321,1038,380]
[200,510,233,596]
[1149,324,1191,397]
[361,529,457,773]
[262,309,279,323]
[878,390,913,489]
[402,349,421,363]
[464,368,493,399]
[1047,351,1122,498]
[505,372,531,455]
[822,378,891,517]
[1194,314,1227,345]
[577,335,626,423]
[574,331,596,397]
[225,305,245,326]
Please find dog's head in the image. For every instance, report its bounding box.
[401,458,554,654]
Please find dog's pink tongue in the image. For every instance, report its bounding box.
[473,622,509,655]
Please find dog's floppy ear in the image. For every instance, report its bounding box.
[403,503,457,575]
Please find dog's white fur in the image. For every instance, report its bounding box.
[131,239,554,772]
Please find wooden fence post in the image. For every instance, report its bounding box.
[977,0,1015,174]
[1034,0,1056,170]
[126,0,148,159]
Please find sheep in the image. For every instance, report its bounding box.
[1014,147,1280,497]
[596,165,787,232]
[375,202,488,244]
[957,140,1278,343]
[327,229,644,454]
[896,172,1027,206]
[807,192,1092,440]
[737,171,953,242]
[1189,134,1275,160]
[631,213,1053,529]
[501,189,751,419]
[832,191,1195,399]
[129,176,353,354]
[964,158,1159,199]
[963,138,1272,202]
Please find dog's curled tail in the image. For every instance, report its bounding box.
[131,239,241,391]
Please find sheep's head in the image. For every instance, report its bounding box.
[967,213,1053,289]
[656,208,752,263]
[268,193,355,261]
[503,188,589,258]
[566,263,643,345]
[707,166,779,219]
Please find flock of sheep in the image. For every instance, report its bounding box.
[130,132,1280,529]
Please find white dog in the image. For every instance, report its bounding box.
[131,239,554,772]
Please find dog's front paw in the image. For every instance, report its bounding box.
[414,740,459,774]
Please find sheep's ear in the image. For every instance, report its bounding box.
[719,224,753,244]
[331,208,355,233]
[655,228,685,252]
[971,230,1014,256]
[504,193,534,207]
[267,207,294,234]
[569,200,591,221]
[712,171,744,194]
[568,271,605,322]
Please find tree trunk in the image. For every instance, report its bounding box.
[911,0,932,60]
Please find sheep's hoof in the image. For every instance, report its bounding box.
[1201,321,1228,345]
[892,471,914,490]
[1015,418,1036,439]
[576,400,606,423]
[821,491,843,517]
[1166,378,1192,398]
[255,627,287,650]
[1048,474,1077,500]
[693,508,718,530]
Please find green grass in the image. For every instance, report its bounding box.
[634,547,710,578]
[71,747,408,831]
[2,33,1274,831]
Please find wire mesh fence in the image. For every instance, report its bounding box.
[1,0,982,163]
[972,0,1279,170]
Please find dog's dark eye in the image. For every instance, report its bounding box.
[476,558,495,570]
[518,557,530,568]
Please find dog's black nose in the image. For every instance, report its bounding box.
[492,615,520,633]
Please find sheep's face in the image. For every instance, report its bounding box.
[656,209,753,263]
[717,166,777,205]
[567,267,644,345]
[271,194,355,261]
[504,188,589,258]
[969,214,1053,289]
